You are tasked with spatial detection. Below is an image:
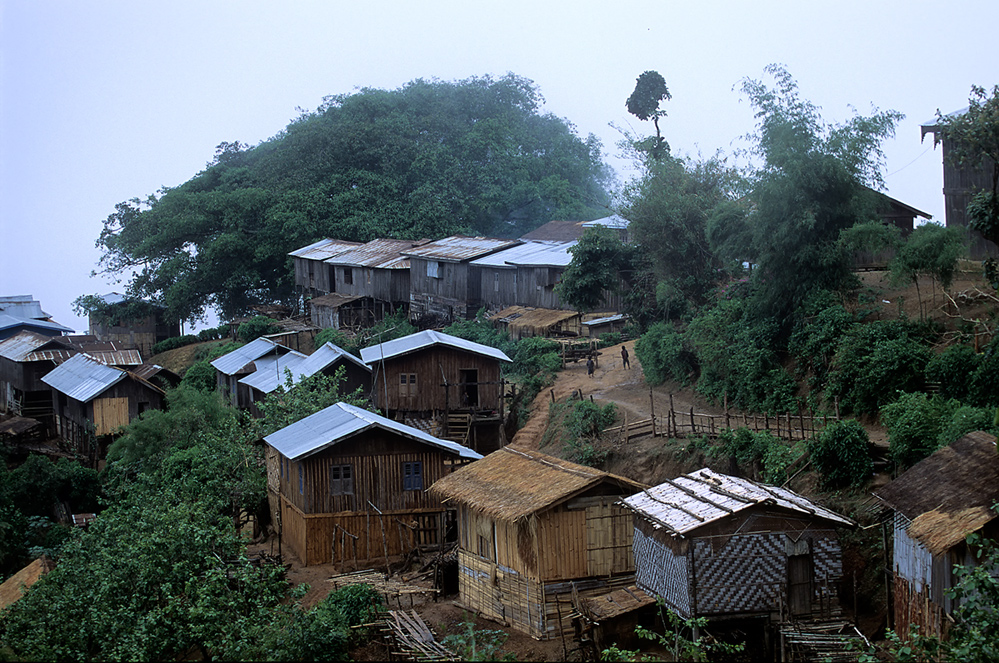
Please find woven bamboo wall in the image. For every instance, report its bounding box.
[92,397,128,435]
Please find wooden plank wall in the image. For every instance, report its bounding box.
[372,348,502,413]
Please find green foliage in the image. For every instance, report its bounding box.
[838,219,903,255]
[507,336,562,409]
[947,525,999,663]
[739,64,902,322]
[105,385,236,473]
[95,74,612,322]
[196,323,230,342]
[881,392,956,470]
[238,315,280,342]
[180,359,217,391]
[540,399,616,467]
[937,404,997,446]
[809,419,873,488]
[925,344,981,402]
[314,327,357,355]
[788,294,857,388]
[969,337,999,407]
[152,334,198,355]
[889,223,965,318]
[622,155,743,315]
[354,311,417,352]
[826,320,931,415]
[626,70,671,160]
[634,601,745,662]
[72,293,161,327]
[444,311,516,359]
[634,322,696,386]
[558,226,630,313]
[717,427,772,466]
[763,440,805,485]
[441,619,516,662]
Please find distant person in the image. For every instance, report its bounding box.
[586,356,595,378]
[621,345,630,369]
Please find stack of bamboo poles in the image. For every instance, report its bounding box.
[380,610,458,661]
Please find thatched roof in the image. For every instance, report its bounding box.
[490,306,580,338]
[0,556,54,610]
[875,431,999,555]
[429,446,645,522]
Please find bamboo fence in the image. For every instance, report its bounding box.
[602,391,840,443]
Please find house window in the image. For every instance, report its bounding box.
[403,461,423,491]
[298,464,304,495]
[399,373,417,401]
[427,260,440,278]
[344,267,353,285]
[494,272,500,292]
[330,464,354,495]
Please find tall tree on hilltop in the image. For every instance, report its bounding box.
[626,70,671,160]
[95,74,613,323]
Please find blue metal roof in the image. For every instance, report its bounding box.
[359,330,512,366]
[0,313,74,335]
[41,353,126,402]
[264,401,482,461]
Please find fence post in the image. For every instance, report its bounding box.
[669,393,675,438]
[649,388,657,437]
[690,407,695,436]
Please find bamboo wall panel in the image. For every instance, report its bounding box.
[585,501,635,576]
[537,509,587,580]
[92,397,128,435]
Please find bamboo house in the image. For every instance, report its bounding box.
[429,447,645,639]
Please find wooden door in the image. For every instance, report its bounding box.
[787,553,814,617]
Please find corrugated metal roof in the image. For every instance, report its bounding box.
[24,349,76,364]
[0,296,50,320]
[288,238,362,261]
[89,349,144,366]
[210,337,285,376]
[582,214,630,230]
[519,220,587,242]
[360,330,512,366]
[41,353,127,402]
[583,314,627,326]
[325,238,420,269]
[0,313,74,334]
[238,350,307,393]
[401,236,521,263]
[0,330,53,361]
[240,343,369,394]
[264,401,482,461]
[470,240,575,268]
[620,467,854,537]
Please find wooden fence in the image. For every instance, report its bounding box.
[602,391,839,443]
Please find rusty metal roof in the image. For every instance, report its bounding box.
[24,349,77,364]
[288,238,362,261]
[325,238,422,269]
[88,349,144,366]
[621,467,854,537]
[401,236,521,263]
[0,330,54,361]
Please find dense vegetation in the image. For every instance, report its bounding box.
[93,74,613,324]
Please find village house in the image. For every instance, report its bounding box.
[874,430,999,641]
[360,330,511,454]
[210,336,296,409]
[85,292,180,358]
[288,238,362,299]
[263,401,481,567]
[922,111,998,259]
[470,240,576,312]
[429,446,646,639]
[401,235,521,323]
[41,353,166,465]
[620,468,854,624]
[489,306,583,340]
[238,342,371,418]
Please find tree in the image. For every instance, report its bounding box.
[739,65,903,324]
[932,85,999,249]
[95,74,614,323]
[889,223,965,319]
[557,226,629,313]
[626,70,671,159]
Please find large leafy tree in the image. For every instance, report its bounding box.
[96,74,614,323]
[738,65,903,324]
[557,226,630,313]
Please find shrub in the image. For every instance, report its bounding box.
[314,327,358,356]
[938,405,997,446]
[763,440,805,485]
[196,324,230,342]
[181,360,217,392]
[151,335,198,355]
[788,296,856,386]
[634,322,696,386]
[826,320,932,415]
[540,399,616,467]
[969,338,999,407]
[809,419,872,488]
[926,344,981,402]
[444,311,516,359]
[881,392,958,470]
[237,316,280,342]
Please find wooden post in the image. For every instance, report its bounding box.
[649,388,656,437]
[669,393,675,438]
[765,413,769,435]
[834,396,840,419]
[381,515,390,574]
[724,392,730,430]
[690,407,695,436]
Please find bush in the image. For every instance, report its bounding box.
[634,322,696,386]
[809,420,872,488]
[237,316,279,343]
[151,335,198,355]
[826,320,932,415]
[181,360,217,392]
[969,338,999,407]
[717,427,772,466]
[788,296,856,387]
[881,392,957,470]
[938,405,997,446]
[314,327,358,355]
[926,344,981,402]
[763,440,805,485]
[196,324,230,342]
[540,399,616,467]
[444,311,516,359]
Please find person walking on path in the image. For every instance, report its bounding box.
[621,345,630,369]
[586,356,595,378]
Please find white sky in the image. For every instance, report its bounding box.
[2,0,996,333]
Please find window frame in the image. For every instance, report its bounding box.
[402,461,423,491]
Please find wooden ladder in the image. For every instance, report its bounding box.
[445,413,471,447]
